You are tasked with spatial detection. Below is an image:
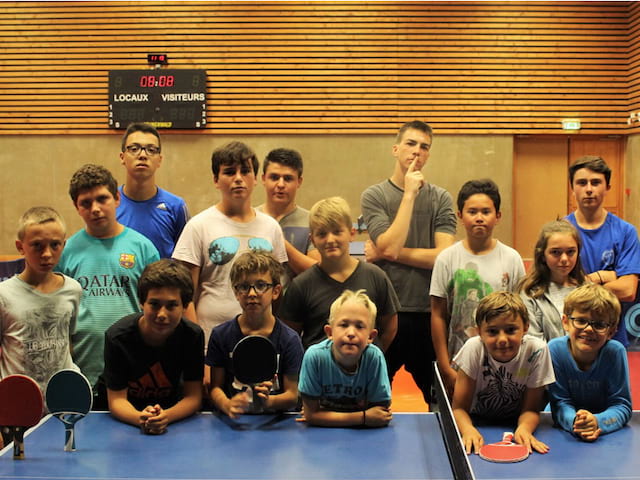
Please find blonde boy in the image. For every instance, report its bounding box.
[298,289,392,428]
[280,197,399,351]
[207,251,303,418]
[452,291,555,455]
[0,207,81,392]
[548,283,631,441]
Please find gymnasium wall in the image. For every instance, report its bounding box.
[0,133,513,252]
[0,1,638,252]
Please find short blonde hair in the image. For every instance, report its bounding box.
[328,289,377,328]
[563,283,621,329]
[475,291,529,327]
[309,196,352,235]
[17,206,66,241]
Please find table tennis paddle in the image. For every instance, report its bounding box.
[479,432,529,463]
[0,374,43,459]
[45,369,92,452]
[232,335,277,411]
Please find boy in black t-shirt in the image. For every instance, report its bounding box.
[102,259,204,434]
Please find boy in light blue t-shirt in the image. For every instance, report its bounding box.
[299,289,392,428]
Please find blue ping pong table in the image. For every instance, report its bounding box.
[1,411,639,480]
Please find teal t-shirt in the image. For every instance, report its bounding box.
[57,227,160,386]
[299,339,391,411]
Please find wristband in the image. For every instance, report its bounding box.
[362,410,366,426]
[597,271,604,284]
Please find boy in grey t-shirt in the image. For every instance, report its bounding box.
[0,207,82,394]
[361,120,456,403]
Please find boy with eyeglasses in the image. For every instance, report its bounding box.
[548,283,631,441]
[206,251,303,418]
[117,122,189,258]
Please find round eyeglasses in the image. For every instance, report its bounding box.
[233,281,274,295]
[568,316,611,333]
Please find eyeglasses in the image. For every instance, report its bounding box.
[233,281,274,295]
[124,143,161,156]
[568,316,611,333]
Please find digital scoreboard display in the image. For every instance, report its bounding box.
[108,69,207,129]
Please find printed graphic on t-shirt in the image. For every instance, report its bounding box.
[449,263,493,353]
[474,357,525,419]
[208,236,274,265]
[601,249,615,270]
[128,362,173,401]
[119,253,136,269]
[76,275,132,297]
[18,305,73,386]
[318,383,368,412]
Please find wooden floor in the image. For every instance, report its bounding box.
[392,352,640,412]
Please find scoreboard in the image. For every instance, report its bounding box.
[108,69,207,129]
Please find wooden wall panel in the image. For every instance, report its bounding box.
[0,1,634,135]
[627,1,640,133]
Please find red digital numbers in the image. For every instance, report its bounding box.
[139,75,175,88]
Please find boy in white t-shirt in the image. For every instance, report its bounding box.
[430,179,525,394]
[452,291,555,455]
[172,142,287,391]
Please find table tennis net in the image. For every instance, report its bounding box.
[432,362,476,480]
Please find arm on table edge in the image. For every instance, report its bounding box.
[452,369,483,454]
[515,386,548,453]
[593,347,632,435]
[107,388,145,428]
[209,365,246,418]
[107,382,202,430]
[300,395,391,428]
[162,380,203,424]
[262,374,299,412]
[547,372,578,434]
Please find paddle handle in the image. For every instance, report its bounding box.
[55,413,84,451]
[64,425,76,452]
[502,432,514,443]
[249,385,270,413]
[11,427,25,460]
